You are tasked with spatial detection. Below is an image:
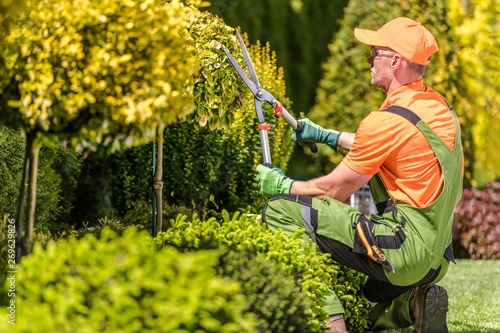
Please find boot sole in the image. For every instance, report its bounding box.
[419,285,449,333]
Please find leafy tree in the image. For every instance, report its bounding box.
[448,0,500,186]
[0,0,199,257]
[308,0,474,185]
[71,23,296,224]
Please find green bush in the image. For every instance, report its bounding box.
[0,228,257,332]
[155,210,370,332]
[218,249,313,333]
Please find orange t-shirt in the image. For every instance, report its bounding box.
[343,80,460,207]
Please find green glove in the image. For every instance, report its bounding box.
[291,118,341,151]
[256,164,294,197]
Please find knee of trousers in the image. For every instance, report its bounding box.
[261,194,315,236]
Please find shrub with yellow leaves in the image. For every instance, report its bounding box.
[0,0,198,151]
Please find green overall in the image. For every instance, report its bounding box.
[261,105,463,329]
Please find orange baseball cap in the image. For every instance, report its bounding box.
[354,17,438,65]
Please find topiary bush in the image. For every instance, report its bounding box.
[0,228,257,332]
[69,8,296,224]
[162,12,296,211]
[155,210,370,332]
[453,181,500,259]
[218,248,314,333]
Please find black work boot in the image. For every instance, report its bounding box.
[410,284,449,333]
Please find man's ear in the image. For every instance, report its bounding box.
[390,55,402,70]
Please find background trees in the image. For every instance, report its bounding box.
[448,0,500,186]
[208,0,349,114]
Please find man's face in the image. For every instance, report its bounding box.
[369,48,395,89]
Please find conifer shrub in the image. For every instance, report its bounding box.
[453,181,500,259]
[155,210,370,332]
[218,249,314,333]
[0,228,257,332]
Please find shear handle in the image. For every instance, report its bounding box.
[272,100,318,153]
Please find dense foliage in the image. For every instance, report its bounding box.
[453,181,500,259]
[0,219,369,332]
[0,228,258,332]
[218,249,314,333]
[448,0,500,186]
[0,0,199,151]
[70,14,296,222]
[154,210,370,332]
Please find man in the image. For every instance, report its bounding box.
[256,17,463,333]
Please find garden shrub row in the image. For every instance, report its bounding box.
[1,211,370,332]
[0,228,258,333]
[3,180,497,332]
[154,210,370,332]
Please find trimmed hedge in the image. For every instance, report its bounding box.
[453,181,500,259]
[218,249,313,332]
[0,228,257,332]
[154,210,370,332]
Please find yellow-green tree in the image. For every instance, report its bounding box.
[0,0,199,257]
[72,15,296,223]
[449,0,500,186]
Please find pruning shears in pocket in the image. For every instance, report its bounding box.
[222,29,317,167]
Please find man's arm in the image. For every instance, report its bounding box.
[290,161,372,202]
[338,132,355,151]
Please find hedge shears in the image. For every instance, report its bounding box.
[222,30,317,167]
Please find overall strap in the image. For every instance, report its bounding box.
[381,103,460,264]
[384,105,421,125]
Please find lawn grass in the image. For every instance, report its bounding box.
[388,259,500,333]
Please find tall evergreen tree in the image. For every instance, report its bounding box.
[207,0,349,113]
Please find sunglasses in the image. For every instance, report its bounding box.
[371,48,396,58]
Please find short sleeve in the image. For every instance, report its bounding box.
[343,112,398,175]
